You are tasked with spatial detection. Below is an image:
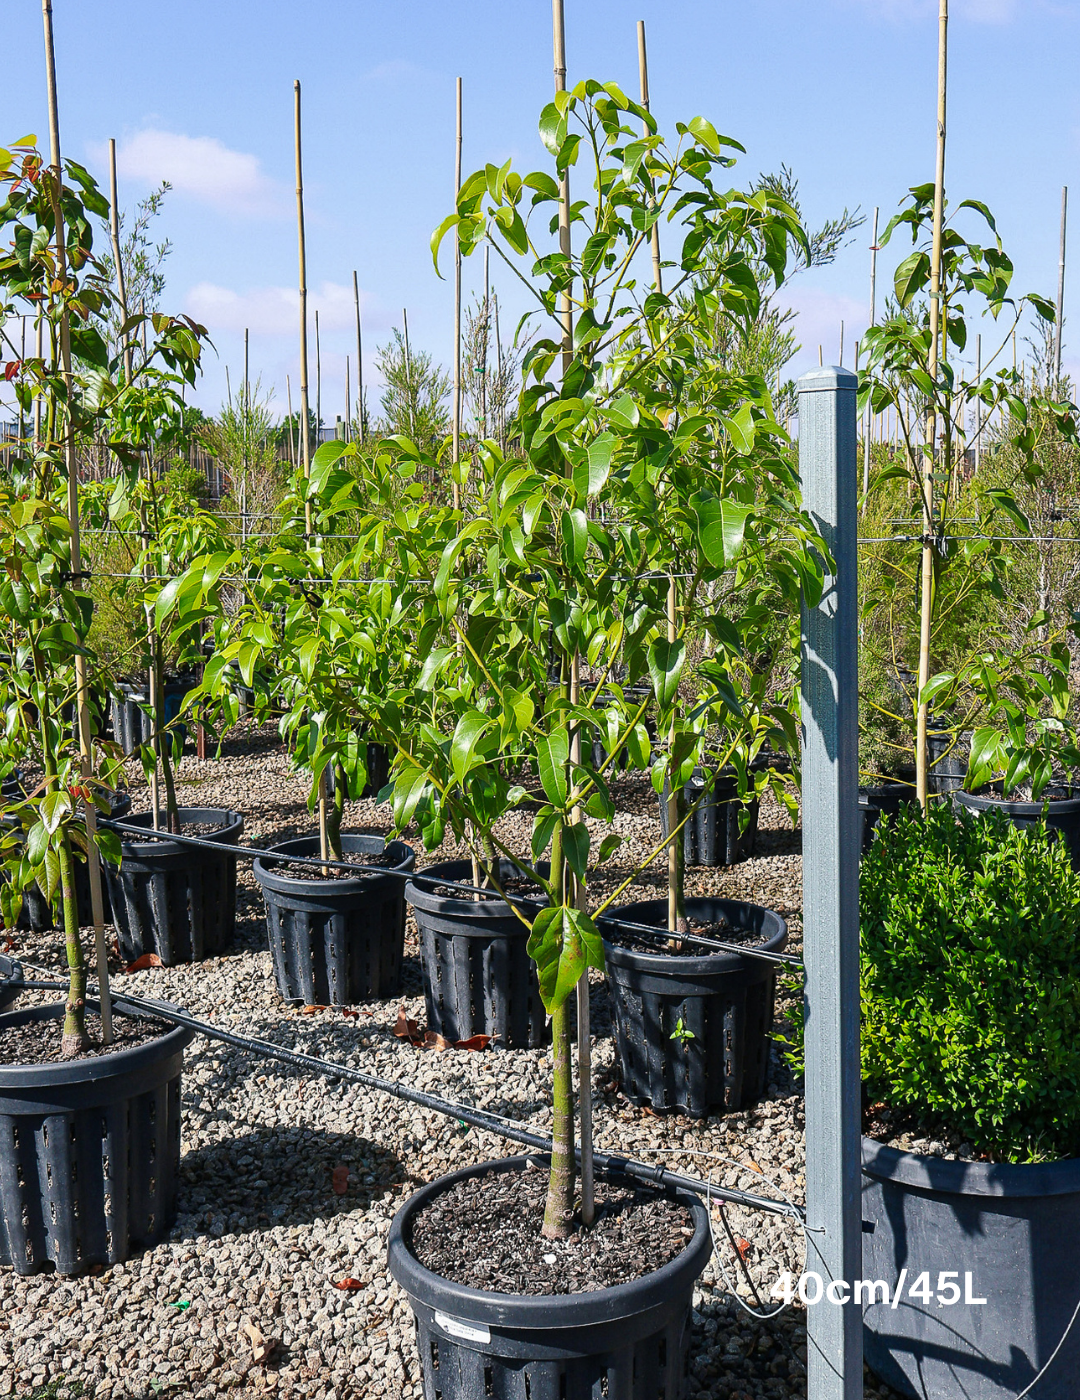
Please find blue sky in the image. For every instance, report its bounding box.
[3,0,1079,422]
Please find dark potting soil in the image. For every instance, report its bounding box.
[409,1164,694,1294]
[0,1011,174,1066]
[277,849,399,880]
[863,1098,998,1163]
[608,914,768,957]
[424,875,544,902]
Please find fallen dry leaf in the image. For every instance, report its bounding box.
[735,1236,752,1260]
[745,1159,763,1174]
[300,1004,327,1014]
[124,952,162,973]
[243,1320,277,1364]
[334,1278,364,1292]
[423,1031,455,1052]
[341,1008,359,1020]
[452,1034,491,1051]
[394,1007,421,1040]
[331,1164,349,1195]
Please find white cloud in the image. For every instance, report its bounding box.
[109,129,288,218]
[185,280,378,337]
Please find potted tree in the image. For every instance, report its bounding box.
[164,464,415,1006]
[860,802,1080,1399]
[860,188,1078,806]
[0,135,194,1274]
[87,459,244,966]
[301,81,824,1388]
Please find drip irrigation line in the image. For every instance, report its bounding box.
[2,967,803,1224]
[98,817,802,970]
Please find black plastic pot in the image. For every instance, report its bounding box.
[862,1138,1080,1399]
[659,765,759,867]
[387,1154,712,1400]
[406,860,547,1048]
[107,807,244,965]
[954,787,1080,868]
[0,1000,193,1276]
[859,781,917,853]
[110,676,197,757]
[927,726,969,796]
[18,792,132,933]
[252,833,415,1006]
[598,896,788,1117]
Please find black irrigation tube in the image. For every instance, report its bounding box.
[2,972,803,1224]
[99,817,804,970]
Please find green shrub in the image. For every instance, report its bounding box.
[862,803,1080,1162]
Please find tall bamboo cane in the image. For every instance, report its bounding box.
[916,0,948,809]
[452,78,463,512]
[42,0,112,1048]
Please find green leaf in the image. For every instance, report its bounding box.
[723,402,756,454]
[563,822,590,882]
[561,508,588,568]
[647,637,685,710]
[451,712,492,786]
[697,499,751,568]
[894,251,930,307]
[532,808,560,862]
[536,730,569,807]
[572,432,615,500]
[527,904,605,1011]
[418,647,454,691]
[391,765,429,832]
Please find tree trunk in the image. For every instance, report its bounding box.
[542,997,576,1239]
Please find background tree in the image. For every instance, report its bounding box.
[376,328,450,451]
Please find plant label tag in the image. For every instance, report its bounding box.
[434,1311,490,1345]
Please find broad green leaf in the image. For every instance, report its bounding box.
[647,637,686,711]
[536,730,569,807]
[563,822,590,882]
[527,904,605,1011]
[451,712,492,786]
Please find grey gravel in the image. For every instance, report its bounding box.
[0,723,902,1399]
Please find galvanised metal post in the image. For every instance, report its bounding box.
[799,365,862,1398]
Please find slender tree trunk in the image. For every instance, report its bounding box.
[542,819,575,1239]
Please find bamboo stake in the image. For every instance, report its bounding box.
[494,291,504,447]
[917,0,948,809]
[637,18,679,947]
[353,271,364,443]
[42,0,112,1044]
[550,0,588,1234]
[33,317,43,452]
[108,140,133,381]
[839,320,845,366]
[482,244,490,440]
[295,81,313,534]
[286,374,295,466]
[974,333,982,474]
[452,78,462,510]
[861,208,879,510]
[1055,186,1068,389]
[294,79,325,860]
[315,309,321,447]
[818,344,823,367]
[637,21,662,295]
[345,355,351,444]
[402,308,415,443]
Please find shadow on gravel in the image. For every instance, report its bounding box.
[176,1126,406,1238]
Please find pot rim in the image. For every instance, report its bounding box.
[954,787,1080,817]
[253,831,415,895]
[405,858,547,920]
[116,807,244,858]
[387,1153,712,1330]
[0,997,193,1088]
[862,1135,1080,1199]
[599,894,787,973]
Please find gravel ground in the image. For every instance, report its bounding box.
[0,724,901,1400]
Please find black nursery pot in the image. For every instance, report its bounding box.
[599,896,788,1118]
[954,787,1080,868]
[107,807,244,965]
[659,766,759,867]
[252,833,415,1006]
[859,781,917,853]
[19,792,132,934]
[0,953,22,1013]
[406,860,547,1048]
[0,1000,193,1276]
[387,1154,712,1400]
[862,1139,1080,1400]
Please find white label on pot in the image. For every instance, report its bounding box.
[434,1311,490,1344]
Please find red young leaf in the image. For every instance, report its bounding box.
[3,361,20,382]
[124,953,163,973]
[331,1164,349,1195]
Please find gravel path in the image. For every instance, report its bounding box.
[1,725,900,1400]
